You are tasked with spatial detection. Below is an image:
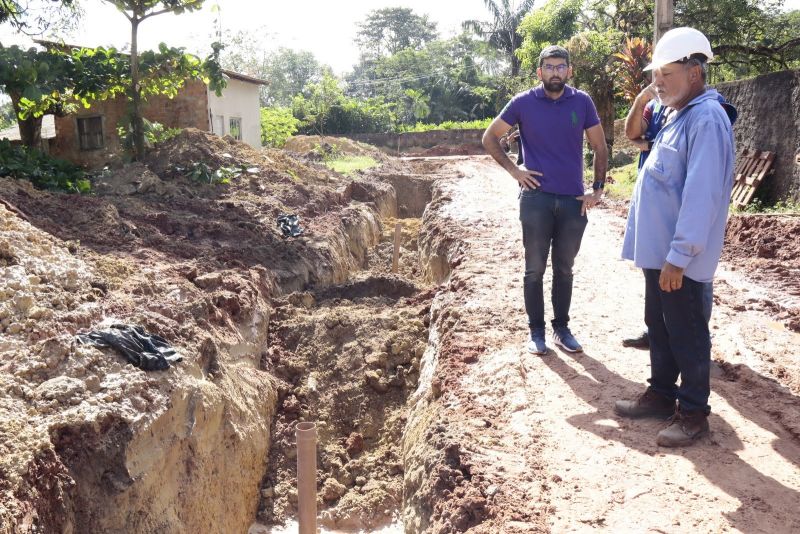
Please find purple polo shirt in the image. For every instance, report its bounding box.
[500,84,600,196]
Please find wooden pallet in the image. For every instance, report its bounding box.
[730,148,775,208]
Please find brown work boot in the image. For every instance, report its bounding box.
[614,388,676,419]
[657,408,709,447]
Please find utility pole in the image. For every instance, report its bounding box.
[654,0,674,44]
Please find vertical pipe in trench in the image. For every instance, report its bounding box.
[392,222,402,273]
[296,422,317,534]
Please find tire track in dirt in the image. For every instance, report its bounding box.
[414,156,800,533]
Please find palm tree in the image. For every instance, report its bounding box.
[463,0,536,76]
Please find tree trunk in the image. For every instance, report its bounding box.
[9,94,43,149]
[509,33,521,76]
[591,80,616,158]
[511,54,521,76]
[130,16,146,161]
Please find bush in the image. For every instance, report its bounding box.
[738,197,800,214]
[117,118,182,151]
[260,107,300,147]
[292,94,396,136]
[396,118,492,133]
[0,139,90,193]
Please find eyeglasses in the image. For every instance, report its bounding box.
[542,64,568,74]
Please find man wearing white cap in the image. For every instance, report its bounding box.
[614,27,735,447]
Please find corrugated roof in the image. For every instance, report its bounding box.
[0,114,56,141]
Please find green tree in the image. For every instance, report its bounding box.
[292,72,342,137]
[261,48,325,107]
[517,0,582,72]
[0,42,223,148]
[103,0,210,160]
[0,44,86,148]
[0,0,82,34]
[347,33,503,124]
[675,0,800,78]
[221,29,326,107]
[401,88,430,124]
[356,7,438,59]
[260,106,299,147]
[587,0,652,38]
[462,0,536,75]
[564,29,621,150]
[0,101,15,129]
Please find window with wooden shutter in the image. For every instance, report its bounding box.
[77,116,104,150]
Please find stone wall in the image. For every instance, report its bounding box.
[716,69,800,202]
[346,129,485,155]
[51,80,209,169]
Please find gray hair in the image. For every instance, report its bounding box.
[682,53,708,82]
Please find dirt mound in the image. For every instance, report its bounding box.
[314,274,419,302]
[145,128,265,176]
[412,143,484,157]
[283,135,387,161]
[0,196,280,532]
[723,214,800,330]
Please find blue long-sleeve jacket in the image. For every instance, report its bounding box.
[622,89,735,283]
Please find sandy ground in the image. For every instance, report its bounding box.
[412,156,800,533]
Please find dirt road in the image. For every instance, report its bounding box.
[405,156,800,533]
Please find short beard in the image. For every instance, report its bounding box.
[544,79,566,92]
[659,86,689,108]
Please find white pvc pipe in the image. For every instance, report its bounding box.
[296,421,317,534]
[392,222,402,273]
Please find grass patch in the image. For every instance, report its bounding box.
[734,198,800,214]
[325,155,379,176]
[396,118,492,133]
[586,162,638,200]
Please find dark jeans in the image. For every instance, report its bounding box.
[643,268,711,413]
[701,282,713,323]
[519,189,588,332]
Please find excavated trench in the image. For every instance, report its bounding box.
[0,155,463,534]
[249,164,462,533]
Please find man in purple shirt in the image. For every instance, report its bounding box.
[482,45,608,355]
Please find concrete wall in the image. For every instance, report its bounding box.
[716,69,800,202]
[207,78,262,148]
[346,129,484,154]
[52,80,210,169]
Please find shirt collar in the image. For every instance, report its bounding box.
[533,84,576,102]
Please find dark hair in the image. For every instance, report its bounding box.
[538,45,570,67]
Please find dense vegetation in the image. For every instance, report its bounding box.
[235,1,799,145]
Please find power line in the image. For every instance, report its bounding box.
[344,68,451,88]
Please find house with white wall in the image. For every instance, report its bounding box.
[209,70,267,148]
[0,40,269,168]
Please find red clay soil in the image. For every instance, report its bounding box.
[722,214,800,332]
[402,157,800,533]
[0,129,424,533]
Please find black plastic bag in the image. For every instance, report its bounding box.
[277,214,304,238]
[77,324,182,371]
